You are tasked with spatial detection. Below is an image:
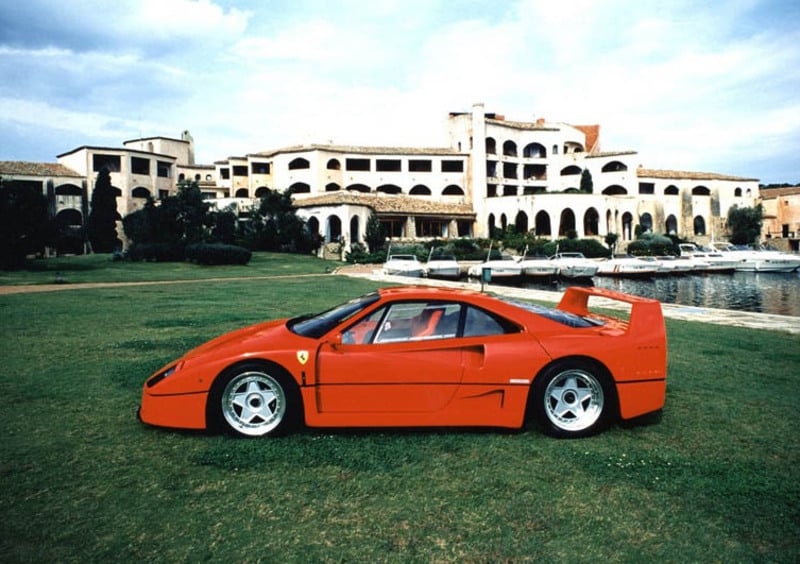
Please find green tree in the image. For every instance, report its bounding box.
[0,180,49,268]
[174,180,209,244]
[86,167,120,252]
[244,190,316,252]
[727,204,763,245]
[365,213,385,252]
[580,169,594,194]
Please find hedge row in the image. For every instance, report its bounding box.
[186,243,252,265]
[127,242,251,265]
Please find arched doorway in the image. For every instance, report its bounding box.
[583,208,599,236]
[535,211,551,236]
[559,209,576,237]
[326,215,342,243]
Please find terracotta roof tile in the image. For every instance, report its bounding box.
[637,168,758,182]
[294,192,475,217]
[0,161,83,177]
[250,143,462,158]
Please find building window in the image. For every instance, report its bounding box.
[346,158,370,171]
[503,162,517,179]
[380,216,405,238]
[408,159,432,172]
[638,182,655,194]
[157,161,171,178]
[220,168,230,180]
[416,218,448,237]
[131,157,150,175]
[92,154,121,172]
[233,165,248,177]
[251,162,270,174]
[602,161,628,173]
[289,158,310,170]
[441,160,464,173]
[327,159,341,170]
[376,159,402,172]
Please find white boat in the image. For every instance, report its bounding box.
[548,252,599,279]
[382,254,425,277]
[678,244,737,273]
[636,256,676,275]
[709,242,800,272]
[655,256,693,275]
[424,253,461,279]
[596,255,659,278]
[467,253,523,280]
[517,253,558,279]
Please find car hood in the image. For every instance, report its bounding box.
[182,318,289,360]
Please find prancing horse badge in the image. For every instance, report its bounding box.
[296,350,309,365]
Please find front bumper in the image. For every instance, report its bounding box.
[139,390,209,430]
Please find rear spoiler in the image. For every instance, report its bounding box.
[556,286,664,335]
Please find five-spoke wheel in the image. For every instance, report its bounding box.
[213,364,299,437]
[532,361,613,438]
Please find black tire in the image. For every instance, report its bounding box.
[531,360,615,438]
[209,362,301,437]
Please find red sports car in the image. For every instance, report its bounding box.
[139,285,667,438]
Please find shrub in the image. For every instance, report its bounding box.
[186,243,252,265]
[127,242,186,262]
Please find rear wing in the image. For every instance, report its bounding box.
[556,286,665,335]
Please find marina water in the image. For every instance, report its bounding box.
[518,271,800,317]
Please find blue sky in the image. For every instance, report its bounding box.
[0,0,798,183]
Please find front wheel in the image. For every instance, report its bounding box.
[531,361,614,438]
[212,363,300,437]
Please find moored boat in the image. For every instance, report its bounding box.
[709,242,800,272]
[517,253,559,279]
[467,252,523,280]
[424,253,461,280]
[596,255,659,278]
[382,254,425,277]
[678,243,737,273]
[548,252,599,279]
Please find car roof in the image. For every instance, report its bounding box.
[377,285,494,304]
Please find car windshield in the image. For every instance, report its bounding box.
[288,292,381,338]
[504,299,605,328]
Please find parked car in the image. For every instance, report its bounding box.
[139,285,667,439]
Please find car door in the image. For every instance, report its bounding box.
[315,301,464,414]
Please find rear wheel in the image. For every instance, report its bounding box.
[211,363,300,437]
[532,361,614,438]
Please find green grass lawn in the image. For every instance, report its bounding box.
[0,251,335,286]
[1,255,798,562]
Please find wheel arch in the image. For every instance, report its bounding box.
[205,358,304,433]
[527,355,619,420]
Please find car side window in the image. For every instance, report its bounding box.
[463,305,518,337]
[342,307,386,344]
[350,301,460,344]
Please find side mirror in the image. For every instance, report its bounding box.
[328,333,343,350]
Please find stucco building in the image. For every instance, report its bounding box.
[759,185,800,252]
[0,103,761,255]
